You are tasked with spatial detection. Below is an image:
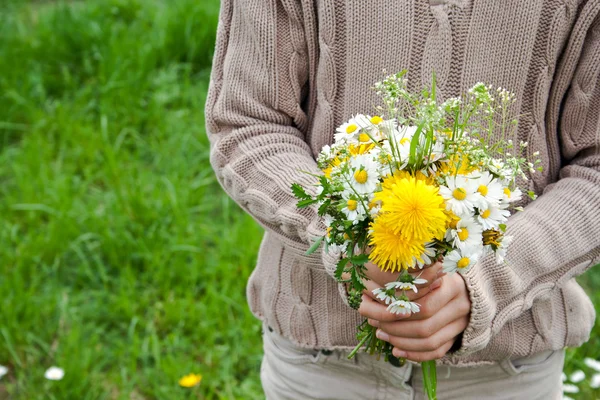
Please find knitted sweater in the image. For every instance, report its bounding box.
[205,0,600,365]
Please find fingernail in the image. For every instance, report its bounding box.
[430,278,442,290]
[376,329,389,341]
[368,319,380,328]
[437,270,446,277]
[394,348,407,358]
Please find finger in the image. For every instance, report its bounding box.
[363,279,384,301]
[358,294,409,322]
[363,262,401,287]
[381,316,468,352]
[402,275,444,302]
[409,261,444,283]
[392,339,455,362]
[402,274,463,321]
[375,294,471,338]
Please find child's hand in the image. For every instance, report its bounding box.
[342,259,445,302]
[358,272,471,362]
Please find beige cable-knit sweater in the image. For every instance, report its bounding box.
[205,0,600,365]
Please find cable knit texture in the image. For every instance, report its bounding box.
[205,0,600,365]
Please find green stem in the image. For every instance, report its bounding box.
[347,328,372,360]
[421,360,438,400]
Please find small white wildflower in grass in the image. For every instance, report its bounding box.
[584,357,600,372]
[0,365,8,379]
[562,384,579,394]
[561,372,567,382]
[570,370,585,383]
[44,366,65,381]
[590,373,600,389]
[562,396,573,400]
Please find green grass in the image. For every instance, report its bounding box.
[0,1,597,399]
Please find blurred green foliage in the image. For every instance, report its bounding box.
[0,0,597,399]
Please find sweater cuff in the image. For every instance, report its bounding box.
[453,258,496,356]
[322,244,351,306]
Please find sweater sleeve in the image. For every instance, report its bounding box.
[456,12,600,356]
[204,0,327,265]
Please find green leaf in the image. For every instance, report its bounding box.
[499,224,507,232]
[350,269,365,292]
[297,198,318,208]
[305,236,324,255]
[318,199,331,216]
[291,183,310,200]
[334,257,349,280]
[350,254,370,265]
[409,121,426,167]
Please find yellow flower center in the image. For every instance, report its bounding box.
[343,233,351,240]
[452,187,467,200]
[326,226,332,237]
[347,199,358,211]
[458,228,469,241]
[400,138,410,145]
[481,209,491,219]
[477,185,488,196]
[370,115,383,125]
[503,187,511,198]
[354,169,368,184]
[457,257,470,269]
[358,133,371,143]
[346,124,358,134]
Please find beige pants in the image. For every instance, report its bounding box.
[260,325,564,400]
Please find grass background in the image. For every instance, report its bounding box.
[0,0,597,398]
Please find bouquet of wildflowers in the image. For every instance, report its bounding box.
[292,71,540,399]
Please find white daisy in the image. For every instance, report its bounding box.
[584,358,600,372]
[494,235,512,264]
[348,155,380,194]
[385,281,417,293]
[334,118,362,144]
[570,370,585,383]
[450,218,483,251]
[473,171,504,208]
[501,186,523,206]
[489,158,513,180]
[477,205,510,230]
[0,365,8,379]
[372,288,395,305]
[340,196,367,224]
[442,248,480,275]
[353,114,375,130]
[44,366,65,381]
[439,175,482,217]
[387,300,421,315]
[414,242,437,269]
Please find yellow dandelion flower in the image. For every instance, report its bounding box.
[179,373,202,388]
[322,166,332,178]
[369,218,426,272]
[375,176,448,242]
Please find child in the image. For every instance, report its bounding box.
[205,0,600,398]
